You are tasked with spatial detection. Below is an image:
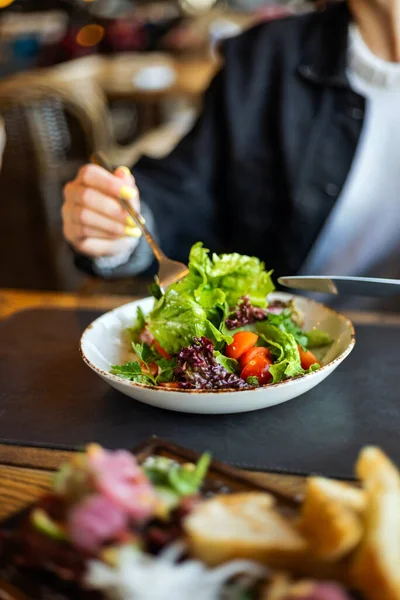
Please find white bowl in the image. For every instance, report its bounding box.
[80,292,355,415]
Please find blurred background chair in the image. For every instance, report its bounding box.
[0,56,197,291]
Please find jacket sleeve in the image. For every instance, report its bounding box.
[74,64,228,279]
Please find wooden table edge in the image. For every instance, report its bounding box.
[0,288,399,325]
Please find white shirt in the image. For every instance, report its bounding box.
[300,24,400,309]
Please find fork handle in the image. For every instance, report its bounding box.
[118,195,166,262]
[91,152,166,263]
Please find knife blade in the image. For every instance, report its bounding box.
[277,276,400,298]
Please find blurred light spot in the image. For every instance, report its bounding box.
[76,24,104,47]
[0,0,15,7]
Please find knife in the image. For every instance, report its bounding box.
[277,276,400,298]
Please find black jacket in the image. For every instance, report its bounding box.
[76,1,365,279]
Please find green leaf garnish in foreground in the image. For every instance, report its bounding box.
[143,453,211,497]
[168,452,211,496]
[31,509,67,541]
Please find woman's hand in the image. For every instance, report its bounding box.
[62,164,142,258]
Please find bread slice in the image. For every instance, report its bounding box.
[262,575,351,600]
[298,477,363,561]
[351,447,400,600]
[303,477,366,513]
[184,492,308,568]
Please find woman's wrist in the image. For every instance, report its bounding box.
[90,202,157,278]
[93,237,141,271]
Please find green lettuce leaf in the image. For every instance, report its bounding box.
[186,242,275,308]
[149,277,164,300]
[110,361,154,385]
[194,286,227,328]
[145,243,274,356]
[256,322,304,384]
[135,306,146,330]
[262,337,284,361]
[131,343,177,384]
[305,329,333,348]
[126,306,147,344]
[132,342,157,364]
[207,250,274,307]
[266,309,308,349]
[214,351,240,374]
[148,287,231,355]
[111,342,178,384]
[187,241,212,283]
[143,453,211,497]
[155,357,177,383]
[306,363,321,373]
[194,286,226,311]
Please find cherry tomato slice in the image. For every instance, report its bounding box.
[140,361,158,377]
[240,355,272,385]
[225,331,259,360]
[153,340,172,360]
[298,346,319,370]
[239,346,272,370]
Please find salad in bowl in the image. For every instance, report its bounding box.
[80,243,355,413]
[110,243,332,391]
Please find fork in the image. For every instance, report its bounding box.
[91,152,189,288]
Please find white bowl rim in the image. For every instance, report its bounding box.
[79,295,356,395]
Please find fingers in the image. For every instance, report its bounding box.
[68,224,123,241]
[77,164,139,209]
[74,237,121,258]
[68,185,143,237]
[62,163,142,259]
[77,163,123,196]
[66,184,124,222]
[68,203,143,239]
[75,235,138,259]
